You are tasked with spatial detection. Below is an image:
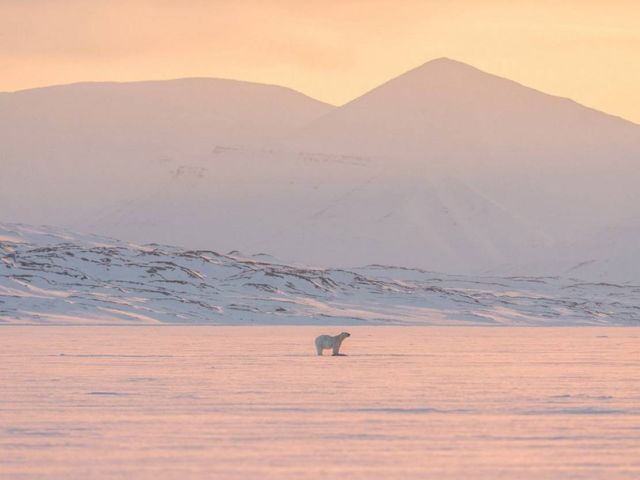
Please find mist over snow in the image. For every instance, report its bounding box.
[2,59,640,283]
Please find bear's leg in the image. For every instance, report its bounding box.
[316,345,323,356]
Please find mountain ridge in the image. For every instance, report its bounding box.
[342,57,638,126]
[2,58,637,126]
[2,222,638,326]
[289,57,640,158]
[2,76,336,109]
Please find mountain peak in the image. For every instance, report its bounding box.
[392,57,498,85]
[326,57,511,113]
[422,56,466,66]
[292,55,640,159]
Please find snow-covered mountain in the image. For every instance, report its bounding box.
[2,59,640,280]
[291,58,640,160]
[1,77,332,151]
[286,58,640,277]
[0,78,332,226]
[1,223,638,325]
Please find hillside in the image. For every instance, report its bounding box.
[1,223,638,325]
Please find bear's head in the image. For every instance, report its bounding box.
[340,332,351,338]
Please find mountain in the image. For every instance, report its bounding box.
[1,77,332,152]
[2,60,640,280]
[0,77,333,234]
[2,223,638,326]
[290,58,640,163]
[280,58,640,277]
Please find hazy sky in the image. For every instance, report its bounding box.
[1,0,639,122]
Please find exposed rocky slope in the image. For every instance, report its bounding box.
[2,224,638,325]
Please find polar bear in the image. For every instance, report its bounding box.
[315,332,350,356]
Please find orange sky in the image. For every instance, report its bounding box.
[1,0,639,122]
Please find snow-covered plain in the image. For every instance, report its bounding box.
[2,223,639,326]
[1,326,639,479]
